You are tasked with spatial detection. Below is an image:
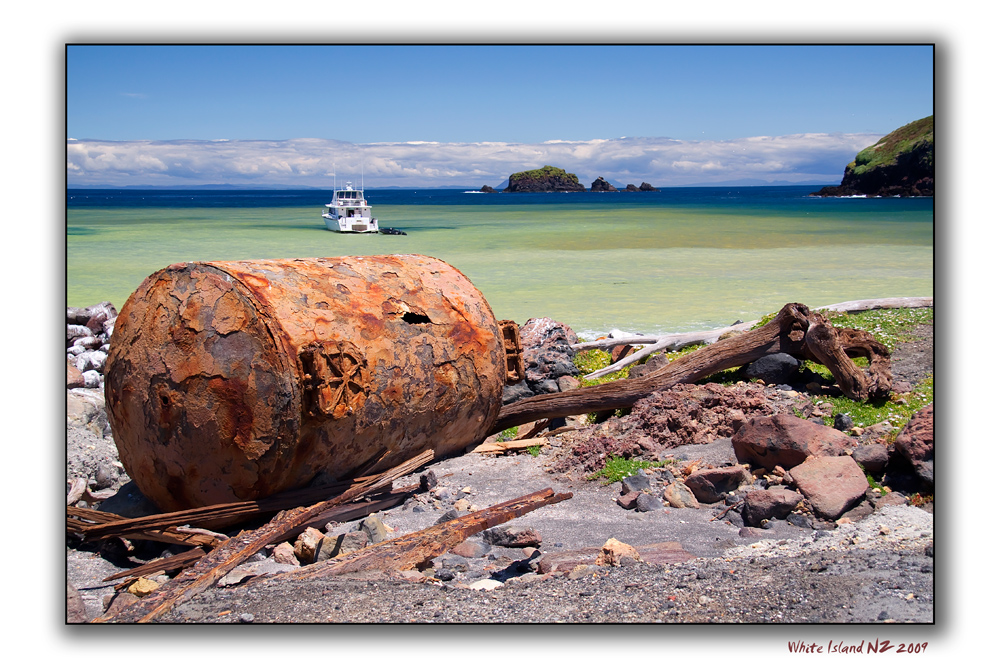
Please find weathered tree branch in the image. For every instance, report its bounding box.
[493,302,894,433]
[576,297,931,379]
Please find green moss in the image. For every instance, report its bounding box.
[815,374,933,438]
[587,456,675,485]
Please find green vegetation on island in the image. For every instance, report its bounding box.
[813,115,933,197]
[503,165,586,192]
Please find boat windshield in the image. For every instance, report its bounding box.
[337,191,362,199]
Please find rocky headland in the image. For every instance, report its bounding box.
[812,116,933,198]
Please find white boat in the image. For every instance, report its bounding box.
[322,182,379,233]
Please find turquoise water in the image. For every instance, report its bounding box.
[66,188,933,337]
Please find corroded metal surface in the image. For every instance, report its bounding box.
[105,255,508,511]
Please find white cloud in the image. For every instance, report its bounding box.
[65,133,882,188]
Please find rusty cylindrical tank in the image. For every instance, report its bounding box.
[104,255,524,511]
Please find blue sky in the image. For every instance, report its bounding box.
[67,44,933,187]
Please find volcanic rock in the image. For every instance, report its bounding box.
[893,403,934,488]
[742,488,804,527]
[789,456,869,520]
[597,538,640,566]
[519,317,579,390]
[851,441,890,475]
[663,481,700,509]
[482,526,542,548]
[684,465,753,503]
[741,353,801,385]
[591,176,618,192]
[732,414,855,470]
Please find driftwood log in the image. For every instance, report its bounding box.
[576,296,931,379]
[493,302,892,433]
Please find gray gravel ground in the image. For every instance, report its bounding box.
[66,317,936,628]
[151,504,932,624]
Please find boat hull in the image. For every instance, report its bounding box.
[323,213,379,234]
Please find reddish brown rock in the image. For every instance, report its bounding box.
[482,525,542,548]
[893,403,933,487]
[789,456,869,520]
[67,580,89,623]
[636,542,696,565]
[67,360,85,389]
[733,414,855,470]
[684,465,752,503]
[617,490,640,509]
[537,547,603,574]
[451,539,490,558]
[742,488,804,527]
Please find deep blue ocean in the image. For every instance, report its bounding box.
[66,185,933,214]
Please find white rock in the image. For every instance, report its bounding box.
[82,370,102,388]
[468,579,504,591]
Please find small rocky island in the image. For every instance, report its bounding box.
[503,165,586,192]
[591,177,618,192]
[812,115,933,197]
[502,166,660,193]
[626,182,660,192]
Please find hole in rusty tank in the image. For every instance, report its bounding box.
[401,312,432,325]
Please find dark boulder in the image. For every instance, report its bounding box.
[851,441,890,475]
[684,465,752,503]
[638,182,659,192]
[519,317,579,393]
[741,353,801,385]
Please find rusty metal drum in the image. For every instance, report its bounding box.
[105,255,521,511]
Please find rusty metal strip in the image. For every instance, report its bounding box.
[68,507,222,549]
[281,487,573,581]
[498,319,525,384]
[94,449,434,624]
[102,547,208,583]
